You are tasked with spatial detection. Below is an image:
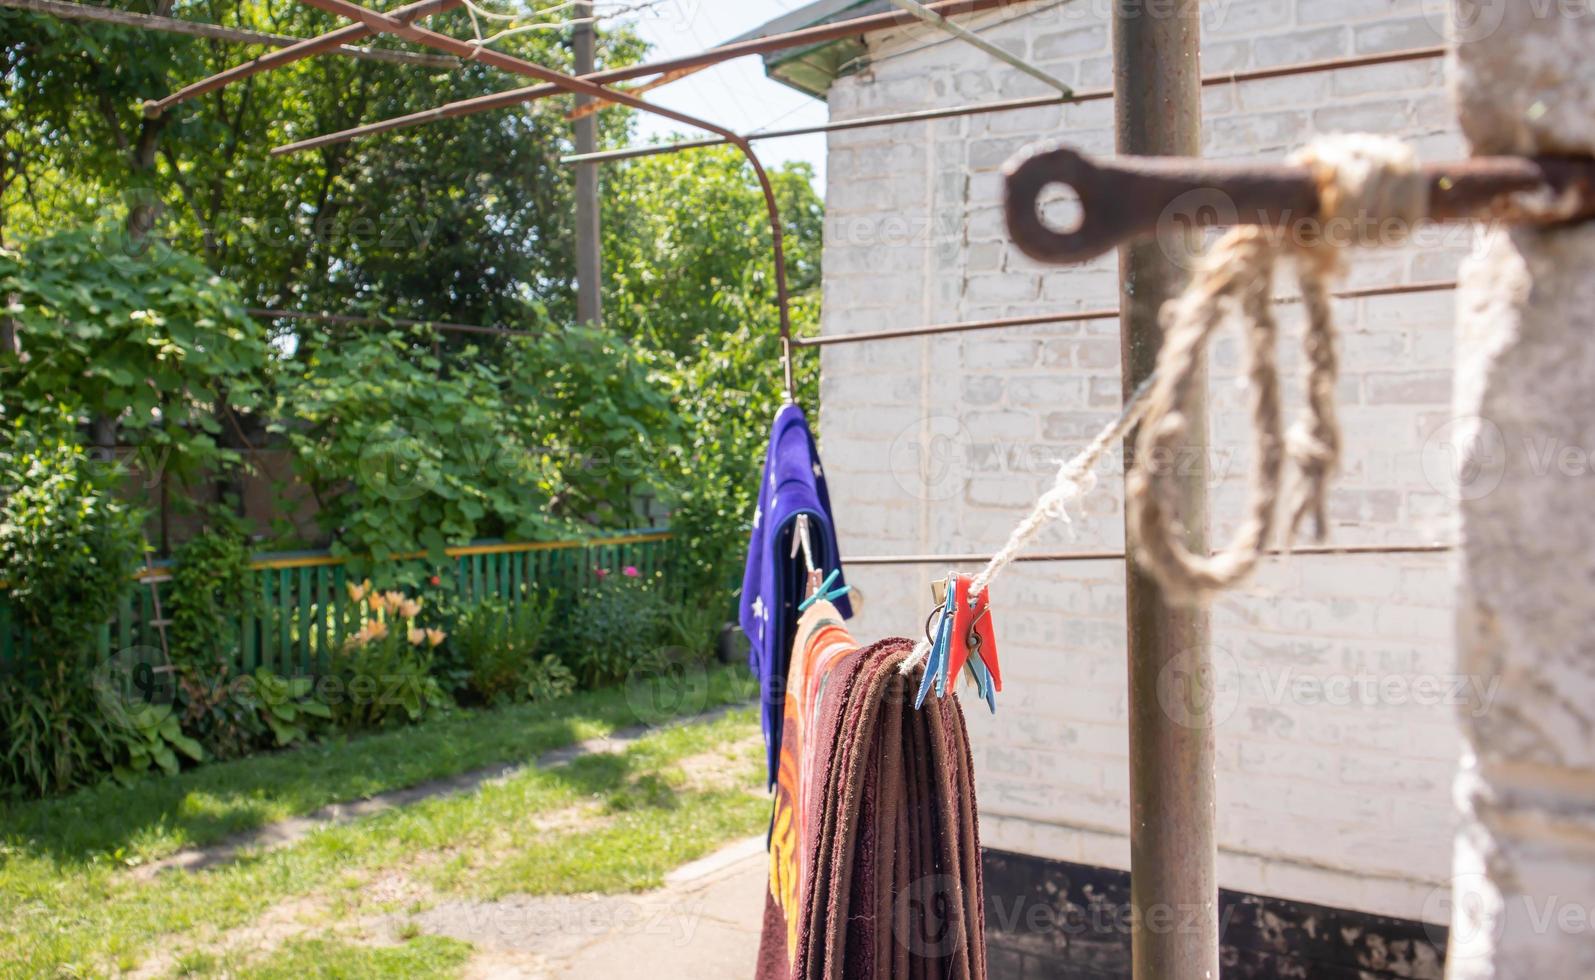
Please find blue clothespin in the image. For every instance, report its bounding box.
[915,608,951,709]
[798,568,851,612]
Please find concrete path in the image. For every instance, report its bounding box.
[419,835,769,979]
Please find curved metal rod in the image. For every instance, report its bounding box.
[288,0,796,400]
[732,137,795,401]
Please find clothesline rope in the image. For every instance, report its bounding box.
[902,133,1432,672]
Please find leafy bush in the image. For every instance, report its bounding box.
[167,506,254,669]
[556,570,669,689]
[0,227,269,482]
[448,594,571,706]
[247,670,334,748]
[329,584,451,730]
[660,601,725,666]
[0,412,147,796]
[0,411,145,660]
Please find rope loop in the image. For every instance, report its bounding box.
[1127,133,1430,603]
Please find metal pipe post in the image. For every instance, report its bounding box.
[572,2,602,326]
[1112,4,1218,977]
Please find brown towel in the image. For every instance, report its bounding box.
[758,603,987,980]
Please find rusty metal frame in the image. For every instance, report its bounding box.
[143,0,465,119]
[270,0,1021,156]
[284,0,801,397]
[560,45,1449,167]
[793,279,1459,347]
[846,543,1453,566]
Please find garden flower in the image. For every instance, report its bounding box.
[595,567,609,580]
[367,592,390,614]
[348,579,372,603]
[367,619,389,641]
[408,627,426,646]
[425,628,446,647]
[429,574,442,587]
[396,597,421,619]
[623,565,639,578]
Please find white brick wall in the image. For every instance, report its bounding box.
[815,0,1464,923]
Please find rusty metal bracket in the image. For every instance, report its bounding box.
[1003,142,1595,265]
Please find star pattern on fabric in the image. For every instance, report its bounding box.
[812,462,823,478]
[753,503,762,529]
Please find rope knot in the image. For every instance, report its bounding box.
[1128,134,1427,603]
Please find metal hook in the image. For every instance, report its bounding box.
[1003,142,1595,266]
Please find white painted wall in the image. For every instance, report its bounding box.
[814,0,1468,923]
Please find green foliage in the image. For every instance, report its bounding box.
[1,4,645,325]
[248,669,333,748]
[556,573,669,689]
[660,601,725,665]
[0,228,270,481]
[0,410,144,659]
[329,590,451,730]
[448,594,572,707]
[272,328,558,567]
[503,324,679,527]
[601,149,824,598]
[0,681,121,798]
[112,705,204,785]
[167,506,253,668]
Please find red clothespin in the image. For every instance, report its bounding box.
[947,573,1001,692]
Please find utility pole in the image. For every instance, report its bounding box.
[1112,4,1217,978]
[572,0,602,325]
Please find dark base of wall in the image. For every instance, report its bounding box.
[982,849,1447,979]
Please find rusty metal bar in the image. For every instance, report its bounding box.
[1112,6,1216,978]
[0,0,455,67]
[561,45,1447,167]
[248,307,533,337]
[272,0,1021,156]
[144,0,463,119]
[886,0,1072,95]
[793,278,1457,347]
[845,543,1454,565]
[1006,144,1595,265]
[564,65,706,122]
[288,0,797,399]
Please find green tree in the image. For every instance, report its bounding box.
[0,226,270,483]
[601,149,824,597]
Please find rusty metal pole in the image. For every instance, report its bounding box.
[572,1,602,326]
[1112,3,1218,978]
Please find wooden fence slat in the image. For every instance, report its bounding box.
[297,566,311,675]
[277,569,291,676]
[0,532,674,675]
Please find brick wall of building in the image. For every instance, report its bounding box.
[813,0,1466,925]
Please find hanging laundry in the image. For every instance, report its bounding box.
[758,600,987,980]
[741,403,852,787]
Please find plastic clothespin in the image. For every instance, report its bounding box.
[916,571,957,708]
[798,568,851,612]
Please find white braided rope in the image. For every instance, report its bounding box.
[899,374,1158,674]
[902,134,1433,674]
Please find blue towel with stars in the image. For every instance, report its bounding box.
[740,403,852,788]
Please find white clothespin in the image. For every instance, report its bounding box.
[790,514,824,599]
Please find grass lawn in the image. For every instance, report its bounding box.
[0,665,769,978]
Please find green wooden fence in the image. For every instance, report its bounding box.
[0,528,675,674]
